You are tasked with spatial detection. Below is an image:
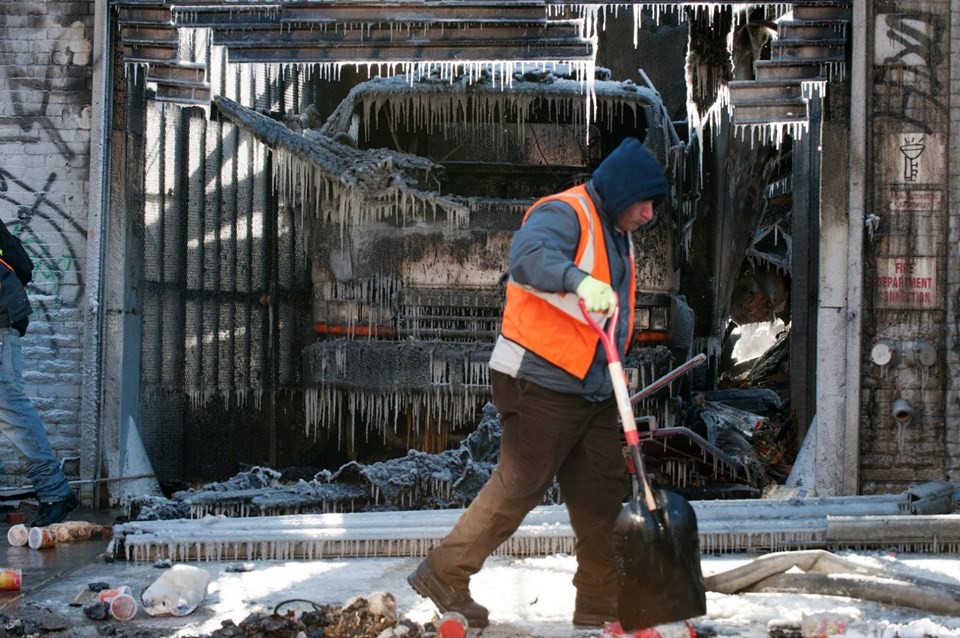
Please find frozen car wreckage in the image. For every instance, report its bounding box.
[214,65,708,465]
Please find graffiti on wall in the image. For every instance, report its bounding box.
[0,7,90,329]
[876,14,943,68]
[873,13,946,132]
[874,10,947,252]
[0,169,84,313]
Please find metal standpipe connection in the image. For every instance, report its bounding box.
[891,398,914,424]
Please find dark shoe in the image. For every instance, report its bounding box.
[573,593,618,627]
[407,559,489,628]
[31,491,79,527]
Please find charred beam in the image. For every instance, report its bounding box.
[210,23,583,46]
[225,43,593,64]
[213,94,446,194]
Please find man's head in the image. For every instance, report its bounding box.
[616,200,657,233]
[590,137,668,232]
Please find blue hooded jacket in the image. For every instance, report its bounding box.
[590,137,668,225]
[490,137,670,401]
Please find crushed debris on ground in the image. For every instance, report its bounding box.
[184,593,438,638]
[1,593,458,638]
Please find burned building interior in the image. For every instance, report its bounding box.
[108,0,851,514]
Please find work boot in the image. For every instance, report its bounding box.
[573,593,618,627]
[407,559,489,628]
[31,491,79,527]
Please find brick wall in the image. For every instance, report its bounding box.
[860,1,955,493]
[947,1,960,482]
[0,1,93,484]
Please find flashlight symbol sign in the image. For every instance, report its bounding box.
[899,136,925,182]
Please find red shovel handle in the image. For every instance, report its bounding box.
[579,295,659,512]
[577,298,619,363]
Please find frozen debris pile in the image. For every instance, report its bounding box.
[131,496,191,521]
[0,615,62,637]
[686,392,779,488]
[188,592,436,638]
[126,391,802,521]
[127,404,519,520]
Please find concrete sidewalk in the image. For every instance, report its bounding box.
[2,508,960,638]
[0,536,589,637]
[0,507,591,637]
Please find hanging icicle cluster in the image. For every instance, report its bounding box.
[303,350,492,444]
[321,69,650,160]
[214,95,471,237]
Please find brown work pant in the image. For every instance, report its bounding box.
[427,370,629,599]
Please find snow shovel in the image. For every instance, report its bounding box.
[579,298,707,631]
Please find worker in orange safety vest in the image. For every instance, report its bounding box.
[409,137,670,629]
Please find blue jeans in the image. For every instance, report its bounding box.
[0,328,70,502]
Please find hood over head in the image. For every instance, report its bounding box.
[590,137,669,224]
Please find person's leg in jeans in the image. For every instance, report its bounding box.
[427,371,597,587]
[0,328,71,502]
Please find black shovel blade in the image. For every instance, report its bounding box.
[614,488,707,631]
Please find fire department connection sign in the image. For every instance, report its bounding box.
[875,256,937,309]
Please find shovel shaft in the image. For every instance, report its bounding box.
[609,360,636,440]
[580,304,708,631]
[578,297,659,512]
[610,360,658,512]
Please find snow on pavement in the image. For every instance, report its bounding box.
[15,547,960,637]
[57,551,956,637]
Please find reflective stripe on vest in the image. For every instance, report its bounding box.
[499,184,636,380]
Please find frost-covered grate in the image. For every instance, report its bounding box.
[397,288,502,341]
[112,494,942,562]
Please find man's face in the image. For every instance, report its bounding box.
[616,200,656,232]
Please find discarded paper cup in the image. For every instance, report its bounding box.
[108,592,138,621]
[6,524,28,547]
[0,569,21,591]
[27,526,56,550]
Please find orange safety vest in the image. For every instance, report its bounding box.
[500,184,636,380]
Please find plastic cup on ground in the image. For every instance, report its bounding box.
[6,524,28,547]
[0,569,21,591]
[108,592,138,620]
[27,527,56,550]
[99,586,138,620]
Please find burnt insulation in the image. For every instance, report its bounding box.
[126,403,544,519]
